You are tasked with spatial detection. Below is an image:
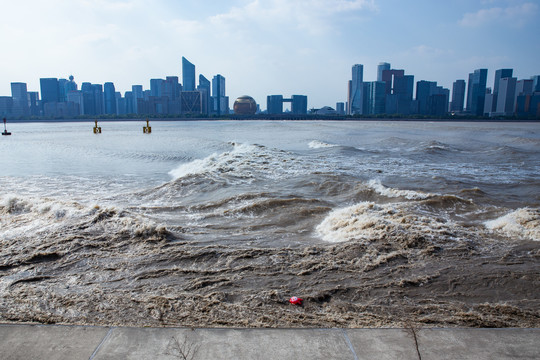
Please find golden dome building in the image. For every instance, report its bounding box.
[233,96,257,115]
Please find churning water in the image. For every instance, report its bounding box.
[1,120,539,327]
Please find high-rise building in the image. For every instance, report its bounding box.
[350,64,364,115]
[182,57,196,91]
[58,78,68,102]
[40,78,59,104]
[346,80,352,115]
[364,81,386,115]
[11,82,29,117]
[466,69,488,116]
[416,81,437,115]
[531,75,540,93]
[494,69,513,94]
[429,86,450,116]
[486,69,514,113]
[382,69,405,95]
[212,74,227,115]
[66,90,83,116]
[65,75,78,94]
[104,82,116,115]
[336,102,345,115]
[514,79,534,112]
[132,85,143,114]
[81,82,96,115]
[27,92,40,116]
[164,76,181,100]
[291,95,308,114]
[181,91,202,114]
[124,91,134,114]
[377,62,390,82]
[93,84,104,115]
[495,77,517,116]
[483,89,495,116]
[450,80,466,112]
[198,75,211,115]
[0,97,13,117]
[267,95,283,114]
[150,79,164,97]
[163,76,181,114]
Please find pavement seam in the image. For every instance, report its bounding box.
[88,327,113,360]
[341,329,359,360]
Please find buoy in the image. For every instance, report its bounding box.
[2,118,11,136]
[93,120,101,134]
[289,296,303,305]
[143,119,151,134]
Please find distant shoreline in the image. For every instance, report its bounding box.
[6,117,540,123]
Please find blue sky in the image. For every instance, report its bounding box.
[1,0,538,109]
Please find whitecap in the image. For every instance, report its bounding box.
[315,201,449,243]
[485,208,540,241]
[367,179,433,200]
[308,140,339,149]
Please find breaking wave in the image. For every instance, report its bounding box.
[485,208,540,241]
[315,201,455,243]
[308,140,339,149]
[367,179,433,200]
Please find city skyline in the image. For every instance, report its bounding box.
[1,58,539,118]
[1,0,539,109]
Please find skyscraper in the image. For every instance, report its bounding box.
[164,76,181,101]
[40,78,59,104]
[377,62,390,82]
[486,69,514,113]
[150,79,164,97]
[182,57,196,91]
[495,77,517,115]
[267,95,283,114]
[11,82,29,117]
[164,76,182,114]
[58,78,68,102]
[212,74,227,115]
[132,85,143,114]
[198,75,211,115]
[531,75,540,92]
[81,82,96,115]
[291,95,308,114]
[104,82,116,115]
[93,84,104,115]
[466,69,488,116]
[65,75,78,94]
[513,79,533,115]
[364,81,386,115]
[450,80,466,112]
[494,69,513,94]
[350,64,364,115]
[27,92,40,116]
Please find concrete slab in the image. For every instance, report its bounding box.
[0,324,538,360]
[92,327,357,360]
[346,328,420,360]
[0,324,110,360]
[417,328,540,360]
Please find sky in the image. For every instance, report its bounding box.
[1,0,539,109]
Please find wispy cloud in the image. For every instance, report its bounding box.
[459,2,538,27]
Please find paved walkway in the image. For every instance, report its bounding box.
[0,324,538,359]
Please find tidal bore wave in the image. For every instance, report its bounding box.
[1,121,539,328]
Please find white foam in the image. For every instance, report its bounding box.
[308,140,338,149]
[316,201,449,243]
[485,208,540,241]
[367,179,433,200]
[168,143,305,182]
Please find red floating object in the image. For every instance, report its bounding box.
[289,296,303,305]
